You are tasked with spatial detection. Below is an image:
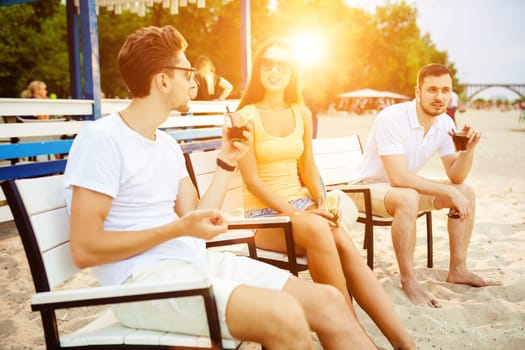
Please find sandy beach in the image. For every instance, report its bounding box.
[1,108,524,349]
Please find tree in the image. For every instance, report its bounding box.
[1,0,456,108]
[0,0,68,97]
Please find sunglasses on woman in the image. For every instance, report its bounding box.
[260,57,293,73]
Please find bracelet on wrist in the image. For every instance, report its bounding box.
[216,157,236,172]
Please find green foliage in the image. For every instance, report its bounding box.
[97,9,148,98]
[1,0,465,107]
[0,1,68,97]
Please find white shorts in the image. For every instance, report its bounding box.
[113,251,291,338]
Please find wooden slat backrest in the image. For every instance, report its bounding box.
[99,99,239,116]
[0,121,91,139]
[0,100,237,181]
[11,175,79,289]
[0,99,238,224]
[187,149,244,213]
[312,136,363,186]
[0,98,93,116]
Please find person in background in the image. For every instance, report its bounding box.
[191,55,233,100]
[64,25,376,350]
[446,90,459,125]
[350,63,500,308]
[20,80,49,120]
[234,37,415,350]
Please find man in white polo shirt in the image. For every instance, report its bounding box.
[351,63,499,308]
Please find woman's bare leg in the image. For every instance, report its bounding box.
[332,227,415,350]
[283,277,377,350]
[254,212,353,308]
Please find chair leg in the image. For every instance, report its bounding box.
[426,211,433,268]
[247,239,258,260]
[364,222,374,270]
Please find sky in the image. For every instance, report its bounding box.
[344,0,525,100]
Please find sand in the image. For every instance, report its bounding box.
[1,108,524,349]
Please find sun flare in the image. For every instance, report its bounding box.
[291,33,323,67]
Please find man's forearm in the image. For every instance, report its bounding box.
[447,151,475,183]
[391,172,456,199]
[197,161,234,209]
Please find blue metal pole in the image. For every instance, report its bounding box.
[240,0,251,91]
[79,0,101,119]
[66,0,81,99]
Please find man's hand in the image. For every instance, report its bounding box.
[179,209,228,240]
[219,112,254,165]
[448,124,481,151]
[447,187,471,222]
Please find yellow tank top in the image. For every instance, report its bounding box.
[239,104,307,211]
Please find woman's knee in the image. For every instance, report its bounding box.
[292,213,333,245]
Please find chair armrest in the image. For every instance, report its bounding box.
[328,183,370,193]
[31,278,210,311]
[227,216,298,265]
[331,184,373,219]
[227,216,291,228]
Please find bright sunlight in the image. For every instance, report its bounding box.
[290,33,324,68]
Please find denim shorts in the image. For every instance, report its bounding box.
[244,197,316,218]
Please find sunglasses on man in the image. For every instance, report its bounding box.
[164,66,195,81]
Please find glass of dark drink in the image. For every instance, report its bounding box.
[225,107,248,144]
[452,132,469,151]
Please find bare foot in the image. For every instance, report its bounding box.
[447,269,502,287]
[401,280,441,308]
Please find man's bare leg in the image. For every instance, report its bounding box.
[226,284,313,349]
[434,183,501,287]
[226,279,377,350]
[386,188,441,307]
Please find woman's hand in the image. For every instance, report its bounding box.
[307,204,340,228]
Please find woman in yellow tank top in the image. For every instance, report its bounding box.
[234,38,415,350]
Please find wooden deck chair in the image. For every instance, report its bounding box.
[312,135,433,270]
[1,175,241,349]
[185,149,308,276]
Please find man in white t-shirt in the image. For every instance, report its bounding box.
[64,25,376,349]
[351,63,499,308]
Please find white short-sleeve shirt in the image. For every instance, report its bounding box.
[352,101,456,183]
[63,113,206,286]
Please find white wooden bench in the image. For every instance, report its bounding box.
[0,98,238,222]
[1,174,241,349]
[312,135,433,269]
[185,149,308,276]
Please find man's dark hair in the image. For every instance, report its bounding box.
[117,25,187,97]
[417,63,453,88]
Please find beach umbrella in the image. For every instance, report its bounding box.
[337,89,410,100]
[337,89,384,98]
